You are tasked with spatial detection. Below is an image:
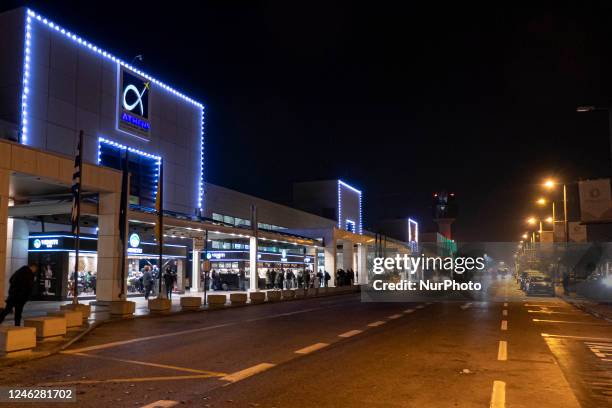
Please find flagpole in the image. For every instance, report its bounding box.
[72,130,83,305]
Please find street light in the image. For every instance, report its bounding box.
[542,178,568,243]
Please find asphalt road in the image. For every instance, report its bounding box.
[0,280,610,407]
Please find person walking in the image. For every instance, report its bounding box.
[163,267,174,299]
[324,270,331,287]
[143,265,153,300]
[0,263,38,326]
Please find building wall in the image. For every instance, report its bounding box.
[0,8,203,215]
[204,182,335,230]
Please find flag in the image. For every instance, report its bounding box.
[70,131,83,235]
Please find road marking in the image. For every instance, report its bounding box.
[65,306,327,354]
[502,309,508,316]
[339,329,363,337]
[489,380,506,408]
[533,319,609,325]
[415,305,425,309]
[403,309,415,314]
[140,400,179,408]
[388,314,402,319]
[221,363,275,383]
[295,343,329,354]
[368,321,386,327]
[503,302,508,307]
[542,333,612,341]
[63,352,227,376]
[524,304,565,308]
[460,302,472,310]
[497,341,507,361]
[527,310,583,315]
[42,374,220,386]
[501,320,507,331]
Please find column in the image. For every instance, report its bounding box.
[249,236,258,291]
[190,240,201,293]
[343,241,354,271]
[96,192,125,302]
[0,168,9,303]
[324,237,336,287]
[357,243,368,284]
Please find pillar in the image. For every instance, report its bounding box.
[324,237,336,287]
[357,243,368,284]
[190,241,201,293]
[0,168,9,303]
[249,236,258,291]
[96,192,125,301]
[343,241,354,271]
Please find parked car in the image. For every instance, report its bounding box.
[525,275,554,296]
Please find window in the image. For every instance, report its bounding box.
[212,213,223,222]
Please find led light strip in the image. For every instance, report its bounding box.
[408,218,419,243]
[21,9,205,211]
[337,180,363,235]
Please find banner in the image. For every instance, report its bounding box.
[540,230,553,243]
[568,222,587,242]
[553,222,566,242]
[579,178,612,222]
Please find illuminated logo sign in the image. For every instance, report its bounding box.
[118,67,151,138]
[281,249,287,262]
[129,233,140,248]
[32,238,59,249]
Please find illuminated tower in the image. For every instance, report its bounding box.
[433,191,457,240]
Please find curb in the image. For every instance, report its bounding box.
[559,295,612,323]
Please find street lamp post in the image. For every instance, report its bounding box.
[543,180,569,243]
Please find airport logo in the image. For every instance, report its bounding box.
[118,67,151,138]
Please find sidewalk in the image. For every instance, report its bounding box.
[556,287,612,322]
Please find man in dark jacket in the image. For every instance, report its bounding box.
[0,264,38,326]
[142,266,153,300]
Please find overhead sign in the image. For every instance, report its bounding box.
[118,67,151,138]
[568,222,587,242]
[32,238,59,249]
[579,178,612,223]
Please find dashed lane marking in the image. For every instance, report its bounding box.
[221,363,275,383]
[403,309,415,314]
[415,305,425,309]
[460,302,472,310]
[501,320,507,331]
[502,309,508,316]
[503,303,508,307]
[489,380,506,408]
[295,342,329,354]
[368,321,386,327]
[338,329,363,338]
[497,341,507,361]
[388,314,402,319]
[62,352,227,376]
[140,400,179,408]
[42,374,221,386]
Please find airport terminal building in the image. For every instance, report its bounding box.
[0,8,416,304]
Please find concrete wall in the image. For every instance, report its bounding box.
[204,183,336,230]
[0,8,203,215]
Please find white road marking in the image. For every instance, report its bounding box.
[502,309,508,316]
[501,320,507,331]
[497,341,507,361]
[489,380,506,408]
[338,329,363,338]
[403,309,415,314]
[368,321,386,327]
[524,304,565,308]
[388,314,402,319]
[221,363,275,383]
[460,302,472,310]
[140,400,179,408]
[503,303,508,307]
[415,305,425,309]
[542,333,612,341]
[533,319,609,325]
[527,310,583,315]
[295,342,329,354]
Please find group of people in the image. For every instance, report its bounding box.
[66,270,96,297]
[141,265,178,300]
[336,269,356,286]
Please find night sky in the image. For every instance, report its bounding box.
[5,2,612,241]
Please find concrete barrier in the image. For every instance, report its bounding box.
[110,300,136,317]
[207,294,227,307]
[47,310,82,328]
[294,289,306,298]
[318,287,328,296]
[24,316,66,340]
[281,289,295,299]
[148,298,172,313]
[60,303,91,320]
[267,290,281,301]
[230,293,248,305]
[249,291,265,304]
[0,326,36,357]
[180,296,202,311]
[306,288,318,297]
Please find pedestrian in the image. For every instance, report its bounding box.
[142,265,153,300]
[0,263,38,326]
[324,270,331,287]
[163,267,174,299]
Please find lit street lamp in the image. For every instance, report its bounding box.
[543,178,568,243]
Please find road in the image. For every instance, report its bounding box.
[0,280,610,407]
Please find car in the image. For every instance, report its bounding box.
[525,275,554,296]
